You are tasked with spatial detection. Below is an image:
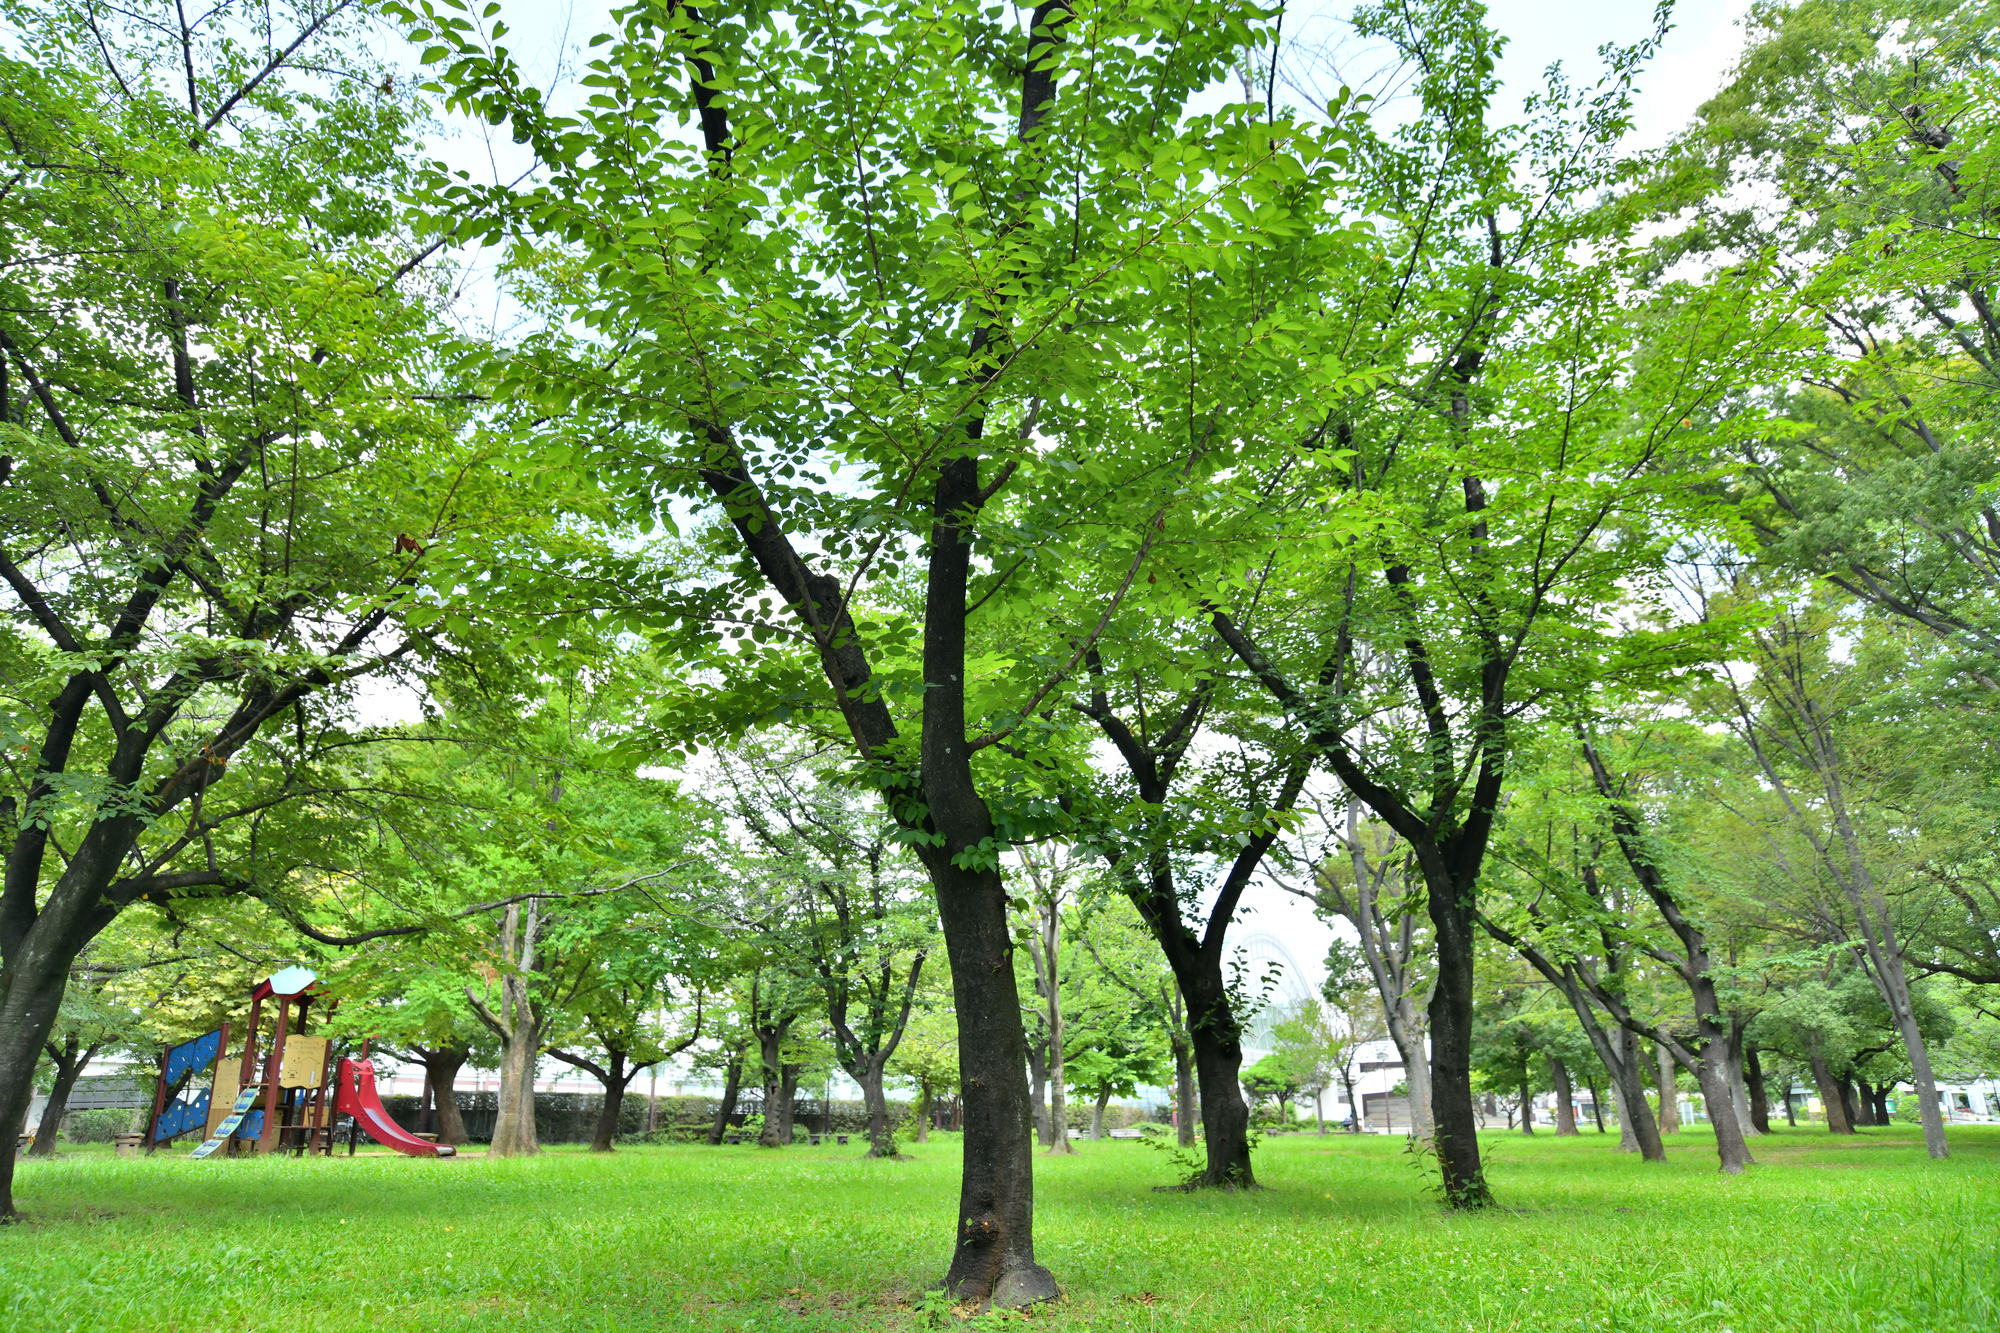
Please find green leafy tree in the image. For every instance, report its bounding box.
[0,0,556,1212]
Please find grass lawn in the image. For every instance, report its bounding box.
[3,1124,1994,1332]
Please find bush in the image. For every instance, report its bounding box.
[62,1109,134,1143]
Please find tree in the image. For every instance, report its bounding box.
[1077,899,1199,1148]
[1074,639,1311,1184]
[24,947,141,1155]
[1269,999,1353,1135]
[408,0,1344,1297]
[1707,589,1954,1156]
[1014,846,1078,1155]
[1284,808,1436,1139]
[0,0,545,1213]
[719,745,936,1158]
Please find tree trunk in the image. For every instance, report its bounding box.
[1549,1058,1578,1136]
[1726,1018,1761,1136]
[593,1077,630,1152]
[1778,1075,1796,1126]
[1185,965,1254,1188]
[0,923,88,1213]
[708,1052,743,1144]
[915,1078,931,1144]
[28,1035,99,1157]
[767,1062,799,1145]
[1806,1042,1853,1133]
[1518,1067,1535,1135]
[1420,856,1490,1206]
[413,1043,471,1146]
[1027,898,1076,1156]
[1654,1043,1681,1135]
[921,846,1055,1306]
[1026,1037,1052,1148]
[1745,1047,1771,1134]
[1172,1037,1196,1148]
[1682,1023,1755,1174]
[1839,1076,1866,1128]
[466,901,544,1158]
[1609,1077,1638,1151]
[1091,1085,1109,1140]
[1870,1082,1891,1126]
[859,1059,894,1157]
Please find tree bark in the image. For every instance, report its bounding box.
[1869,1081,1891,1126]
[708,1051,743,1144]
[1806,1042,1853,1134]
[1549,1058,1578,1136]
[465,901,544,1158]
[1026,1035,1052,1147]
[411,1042,471,1146]
[27,1035,100,1157]
[1091,1085,1109,1140]
[1172,1035,1196,1148]
[914,1078,931,1144]
[1745,1046,1771,1135]
[1654,1042,1681,1135]
[1727,1018,1762,1136]
[1839,1076,1867,1128]
[858,1059,894,1157]
[1517,1065,1535,1135]
[777,1063,801,1142]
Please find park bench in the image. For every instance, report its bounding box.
[1107,1127,1147,1139]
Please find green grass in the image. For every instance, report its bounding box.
[4,1125,1995,1332]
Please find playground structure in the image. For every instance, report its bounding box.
[146,966,454,1159]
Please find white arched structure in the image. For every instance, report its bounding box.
[1230,928,1319,1055]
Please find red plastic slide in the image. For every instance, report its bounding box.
[333,1058,457,1158]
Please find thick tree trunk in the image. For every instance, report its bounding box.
[1172,1038,1196,1148]
[593,1077,630,1152]
[414,1043,471,1146]
[1091,1085,1109,1140]
[859,1061,894,1157]
[1745,1047,1771,1134]
[914,1079,931,1144]
[1726,1019,1761,1136]
[0,920,91,1214]
[1807,1044,1853,1134]
[1654,1043,1681,1135]
[28,1036,99,1157]
[1185,967,1254,1187]
[708,1053,743,1144]
[467,902,544,1158]
[1610,1077,1639,1151]
[1550,1058,1578,1136]
[488,1020,542,1157]
[1839,1076,1866,1128]
[766,1062,800,1145]
[1869,1082,1890,1126]
[1689,1039,1754,1173]
[922,848,1055,1306]
[1425,875,1490,1206]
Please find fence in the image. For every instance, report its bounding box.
[367,1091,917,1144]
